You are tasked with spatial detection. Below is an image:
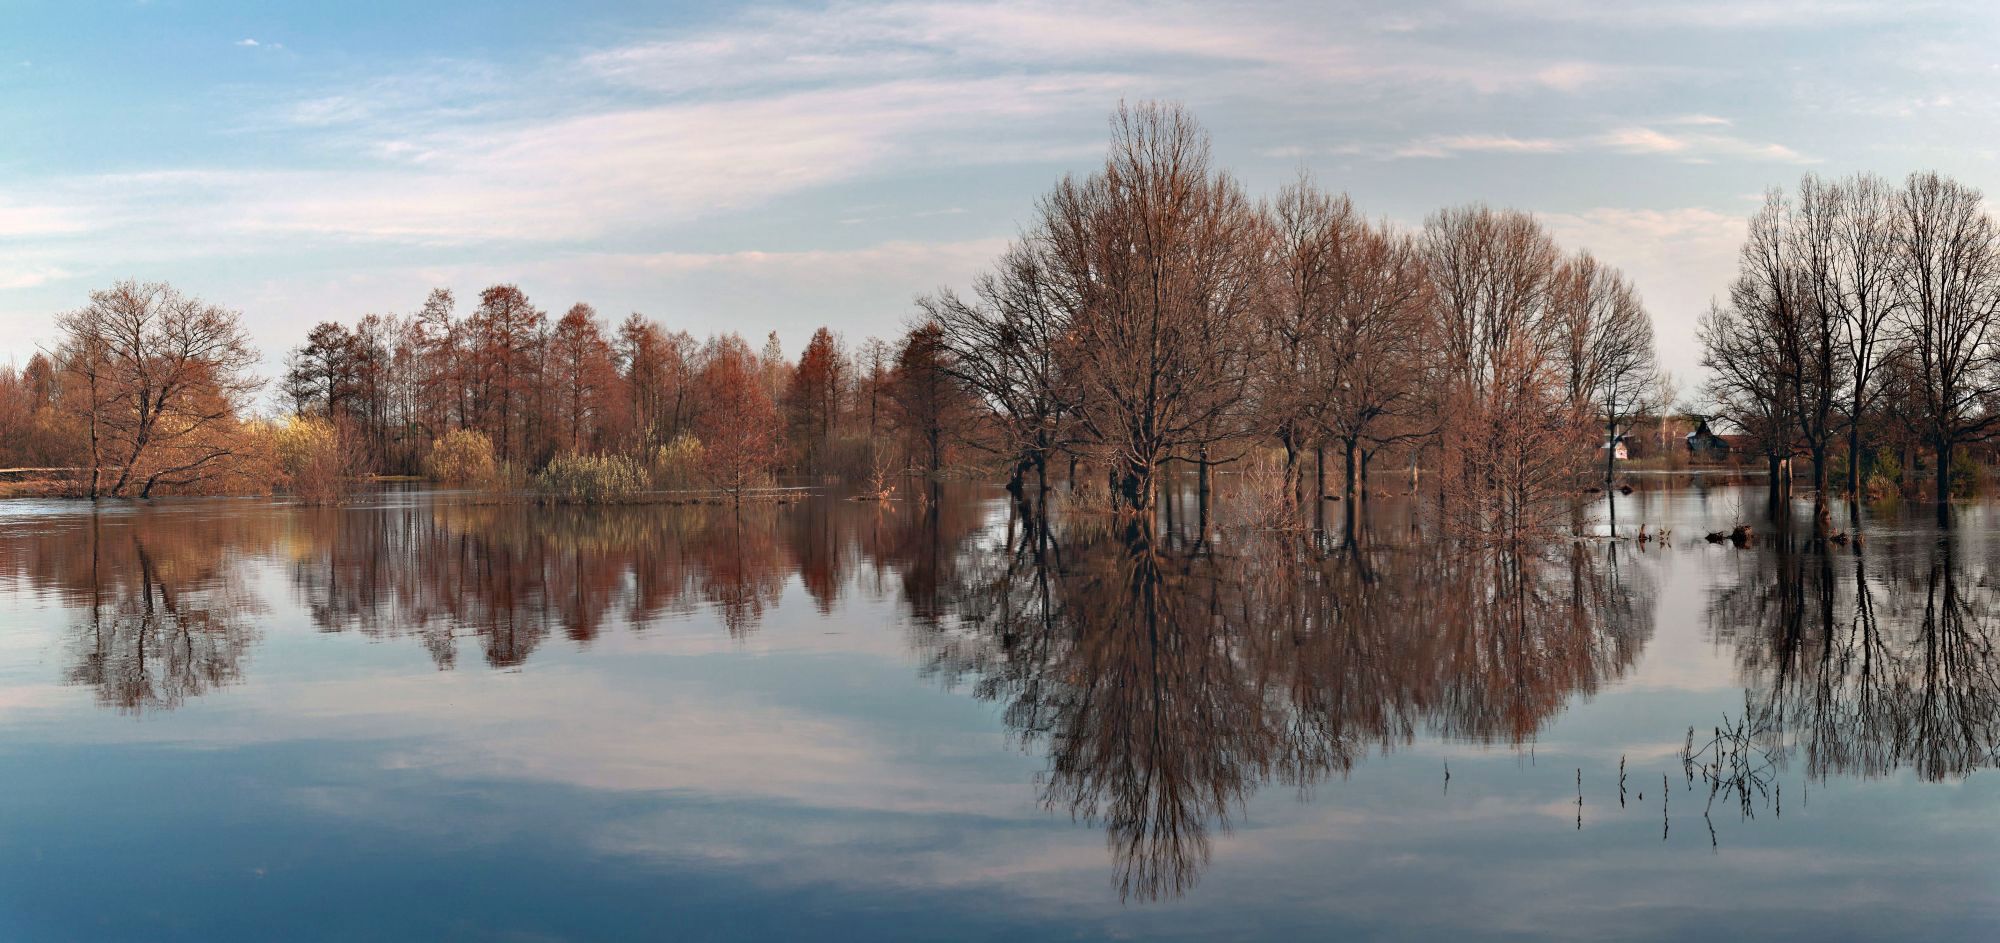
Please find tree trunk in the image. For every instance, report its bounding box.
[1937,439,1953,525]
[1343,439,1359,504]
[1846,424,1862,499]
[1281,427,1300,499]
[1314,445,1326,500]
[1605,417,1616,484]
[1811,445,1830,536]
[1846,422,1863,525]
[1119,456,1154,512]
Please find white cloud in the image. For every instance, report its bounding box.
[1594,127,1811,162]
[1396,134,1572,158]
[0,263,71,291]
[1482,0,1949,30]
[1392,126,1810,164]
[0,199,90,237]
[236,38,260,47]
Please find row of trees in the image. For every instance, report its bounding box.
[927,102,1658,542]
[1700,171,2000,525]
[273,286,964,486]
[0,282,970,499]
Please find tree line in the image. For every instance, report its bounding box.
[4,101,1671,540]
[0,281,965,500]
[1700,171,2000,526]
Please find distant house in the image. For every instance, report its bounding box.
[1685,420,1735,462]
[1599,435,1629,462]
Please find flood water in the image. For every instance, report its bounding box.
[0,481,1994,941]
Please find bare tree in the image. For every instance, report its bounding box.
[1421,205,1561,394]
[921,241,1076,497]
[1549,250,1657,490]
[1421,206,1587,542]
[1823,174,1903,505]
[1037,102,1266,512]
[53,281,261,499]
[1259,174,1347,498]
[1892,172,2000,520]
[1737,185,1849,526]
[1306,193,1432,506]
[1699,299,1796,502]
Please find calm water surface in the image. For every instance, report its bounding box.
[0,482,1994,941]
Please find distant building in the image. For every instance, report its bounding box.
[1599,435,1629,462]
[1685,420,1735,462]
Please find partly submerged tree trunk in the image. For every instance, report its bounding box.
[1846,423,1863,499]
[1937,439,1953,526]
[1811,444,1831,536]
[1767,453,1785,516]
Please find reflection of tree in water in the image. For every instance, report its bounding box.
[288,503,783,663]
[0,511,267,714]
[287,491,988,666]
[0,494,997,713]
[922,514,1653,901]
[1709,531,2000,782]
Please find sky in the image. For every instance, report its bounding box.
[4,0,1999,390]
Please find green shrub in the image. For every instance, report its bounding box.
[533,452,648,504]
[425,429,501,488]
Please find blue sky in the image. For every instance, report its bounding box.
[4,0,1998,385]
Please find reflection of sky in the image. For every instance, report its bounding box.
[0,489,1996,940]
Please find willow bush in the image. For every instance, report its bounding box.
[532,452,649,504]
[424,429,502,489]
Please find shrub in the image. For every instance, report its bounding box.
[533,452,648,504]
[1951,450,1982,497]
[1864,446,1902,502]
[425,428,501,488]
[646,434,704,489]
[1225,450,1298,533]
[275,415,357,504]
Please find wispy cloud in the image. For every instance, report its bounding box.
[1480,0,1946,29]
[1392,125,1810,163]
[0,200,90,238]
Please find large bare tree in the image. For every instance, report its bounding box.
[1822,174,1903,504]
[1037,102,1266,512]
[1549,250,1656,490]
[54,281,261,499]
[1892,172,2000,520]
[1421,206,1588,543]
